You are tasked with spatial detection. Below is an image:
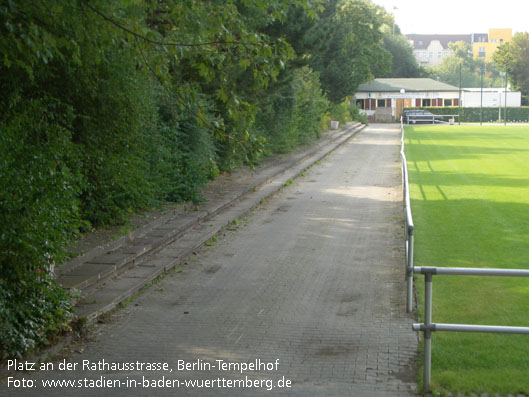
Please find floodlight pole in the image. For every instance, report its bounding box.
[458,63,462,126]
[392,6,398,36]
[480,66,484,126]
[504,66,508,126]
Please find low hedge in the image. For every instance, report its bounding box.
[405,107,529,123]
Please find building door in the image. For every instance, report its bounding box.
[395,98,413,120]
[395,98,403,121]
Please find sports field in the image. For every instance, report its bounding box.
[404,125,529,394]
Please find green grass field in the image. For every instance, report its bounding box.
[405,125,529,395]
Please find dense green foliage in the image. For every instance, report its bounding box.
[0,276,75,358]
[305,0,391,102]
[0,0,397,358]
[493,32,529,105]
[406,106,529,123]
[381,34,422,78]
[405,125,529,394]
[253,67,330,153]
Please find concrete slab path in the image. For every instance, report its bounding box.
[2,124,418,396]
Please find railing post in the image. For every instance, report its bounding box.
[413,267,529,391]
[406,229,414,313]
[424,272,433,393]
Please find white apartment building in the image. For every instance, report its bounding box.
[406,34,472,67]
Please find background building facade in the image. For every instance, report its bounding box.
[407,29,512,67]
[406,34,471,67]
[472,29,513,61]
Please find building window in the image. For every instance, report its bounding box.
[377,99,386,108]
[422,98,431,107]
[444,99,453,106]
[429,52,433,59]
[478,47,486,57]
[356,99,364,109]
[500,39,504,44]
[438,52,442,58]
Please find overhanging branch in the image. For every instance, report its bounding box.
[81,0,262,49]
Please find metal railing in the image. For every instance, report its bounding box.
[400,119,414,313]
[404,114,459,125]
[413,266,529,392]
[400,119,529,393]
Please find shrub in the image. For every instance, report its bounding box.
[348,101,368,124]
[329,101,351,125]
[405,106,529,123]
[254,67,329,153]
[291,67,329,142]
[69,46,160,226]
[149,94,219,203]
[0,97,81,359]
[0,98,81,282]
[0,275,74,359]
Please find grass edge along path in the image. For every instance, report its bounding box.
[405,125,529,395]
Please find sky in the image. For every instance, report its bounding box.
[373,0,528,35]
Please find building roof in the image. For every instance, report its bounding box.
[406,34,471,49]
[356,78,459,93]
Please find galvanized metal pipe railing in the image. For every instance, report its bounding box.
[400,119,414,313]
[413,266,529,393]
[404,114,459,125]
